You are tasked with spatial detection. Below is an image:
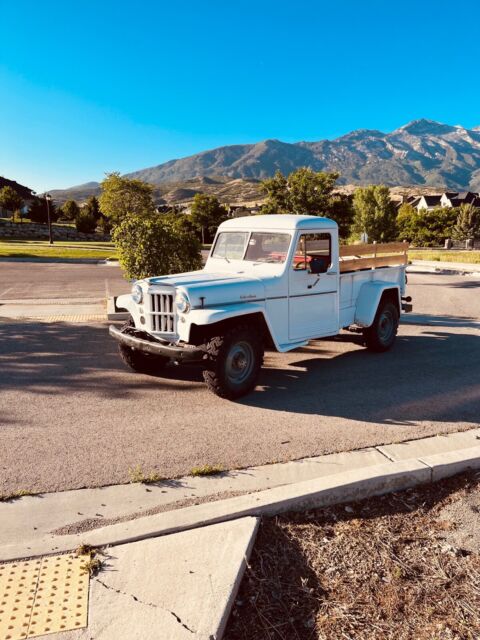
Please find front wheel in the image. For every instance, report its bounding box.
[118,318,169,375]
[203,325,264,399]
[363,301,399,352]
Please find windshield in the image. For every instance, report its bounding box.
[212,232,291,263]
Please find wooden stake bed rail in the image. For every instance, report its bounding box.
[339,242,409,273]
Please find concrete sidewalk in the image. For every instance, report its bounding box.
[2,431,479,640]
[0,518,259,640]
[2,427,479,562]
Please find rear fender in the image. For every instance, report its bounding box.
[354,282,400,327]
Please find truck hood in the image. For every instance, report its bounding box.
[146,271,265,309]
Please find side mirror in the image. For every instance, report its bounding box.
[309,256,329,274]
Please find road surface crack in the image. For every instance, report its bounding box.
[95,578,195,633]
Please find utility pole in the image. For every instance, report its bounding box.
[45,193,53,245]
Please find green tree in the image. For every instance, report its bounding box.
[261,167,340,216]
[453,203,480,240]
[397,204,457,246]
[0,186,23,217]
[75,210,97,234]
[352,185,397,242]
[190,193,228,243]
[329,193,354,239]
[99,172,156,226]
[396,203,418,241]
[83,195,101,221]
[60,199,80,221]
[112,213,202,279]
[28,198,58,224]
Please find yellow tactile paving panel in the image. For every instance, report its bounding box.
[0,554,90,639]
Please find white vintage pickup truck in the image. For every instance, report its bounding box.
[110,214,412,399]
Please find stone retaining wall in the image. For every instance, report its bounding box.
[0,220,110,242]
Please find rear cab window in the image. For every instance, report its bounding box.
[292,233,332,271]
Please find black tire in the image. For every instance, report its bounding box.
[118,318,168,375]
[203,324,264,399]
[363,301,399,352]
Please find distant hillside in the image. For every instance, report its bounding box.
[124,120,480,190]
[50,119,480,202]
[47,181,101,205]
[0,176,36,200]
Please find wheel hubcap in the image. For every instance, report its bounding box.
[225,341,254,385]
[378,310,394,343]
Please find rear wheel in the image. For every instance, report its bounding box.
[363,301,399,352]
[203,325,264,399]
[118,318,169,375]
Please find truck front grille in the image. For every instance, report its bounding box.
[150,293,175,333]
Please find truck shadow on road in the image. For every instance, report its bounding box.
[0,320,478,428]
[0,320,201,417]
[243,329,480,425]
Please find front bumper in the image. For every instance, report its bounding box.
[109,325,205,362]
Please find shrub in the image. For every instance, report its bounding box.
[397,205,457,246]
[112,212,203,279]
[75,210,97,234]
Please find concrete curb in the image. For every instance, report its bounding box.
[3,446,479,562]
[408,260,480,275]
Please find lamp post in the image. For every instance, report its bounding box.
[45,194,53,245]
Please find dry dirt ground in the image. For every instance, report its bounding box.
[226,472,480,640]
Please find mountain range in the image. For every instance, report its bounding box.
[49,119,480,203]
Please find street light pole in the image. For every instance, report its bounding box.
[45,194,53,245]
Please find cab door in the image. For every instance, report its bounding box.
[288,231,339,340]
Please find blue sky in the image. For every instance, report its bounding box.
[1,0,480,192]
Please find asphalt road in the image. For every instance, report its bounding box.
[0,266,479,495]
[0,260,129,301]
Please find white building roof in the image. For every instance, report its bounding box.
[219,214,338,231]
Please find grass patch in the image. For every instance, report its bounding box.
[76,544,105,576]
[0,240,117,260]
[190,464,224,477]
[409,250,480,264]
[128,464,164,484]
[0,489,37,502]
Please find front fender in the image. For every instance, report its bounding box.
[179,302,281,349]
[354,282,400,327]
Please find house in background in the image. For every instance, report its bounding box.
[440,191,480,208]
[415,195,442,210]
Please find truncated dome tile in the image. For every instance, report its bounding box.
[0,554,90,639]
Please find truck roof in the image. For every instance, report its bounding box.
[219,214,338,231]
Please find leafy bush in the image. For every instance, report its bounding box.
[112,213,203,279]
[397,205,457,246]
[75,210,97,234]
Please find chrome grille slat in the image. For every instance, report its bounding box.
[149,292,175,335]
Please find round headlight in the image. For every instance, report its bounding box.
[175,291,190,314]
[131,283,143,304]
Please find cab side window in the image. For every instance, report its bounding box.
[292,233,332,272]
